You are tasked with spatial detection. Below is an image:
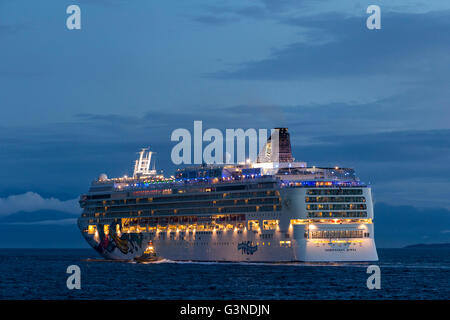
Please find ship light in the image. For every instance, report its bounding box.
[104,224,109,236]
[309,224,316,230]
[94,229,100,242]
[88,225,95,234]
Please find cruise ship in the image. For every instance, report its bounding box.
[78,128,378,262]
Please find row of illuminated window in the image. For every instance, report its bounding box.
[307,204,367,210]
[291,218,371,225]
[88,197,280,211]
[309,230,366,239]
[305,196,366,203]
[88,223,289,243]
[122,224,246,234]
[85,190,279,206]
[82,204,282,218]
[307,211,368,218]
[155,240,276,246]
[306,189,363,195]
[87,182,277,199]
[122,218,279,232]
[122,214,247,226]
[146,239,290,248]
[248,219,279,231]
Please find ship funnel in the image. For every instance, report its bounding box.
[257,128,294,163]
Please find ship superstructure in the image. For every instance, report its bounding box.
[78,129,378,262]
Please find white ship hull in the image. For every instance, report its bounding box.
[82,231,378,262]
[79,187,378,262]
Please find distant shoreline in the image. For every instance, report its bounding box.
[403,243,450,249]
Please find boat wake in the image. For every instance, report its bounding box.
[82,258,450,270]
[130,259,372,268]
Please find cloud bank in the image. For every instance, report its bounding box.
[0,192,80,216]
[210,11,450,81]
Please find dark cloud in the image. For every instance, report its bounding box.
[210,11,450,80]
[75,113,144,125]
[0,210,77,223]
[300,129,450,163]
[219,80,450,135]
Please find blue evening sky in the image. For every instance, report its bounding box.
[1,0,450,247]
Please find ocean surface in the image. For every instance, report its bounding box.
[0,248,449,299]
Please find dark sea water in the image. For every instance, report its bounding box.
[0,248,449,300]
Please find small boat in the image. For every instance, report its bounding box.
[134,243,161,263]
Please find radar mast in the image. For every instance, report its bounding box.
[133,148,156,177]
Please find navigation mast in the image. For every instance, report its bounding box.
[133,148,156,177]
